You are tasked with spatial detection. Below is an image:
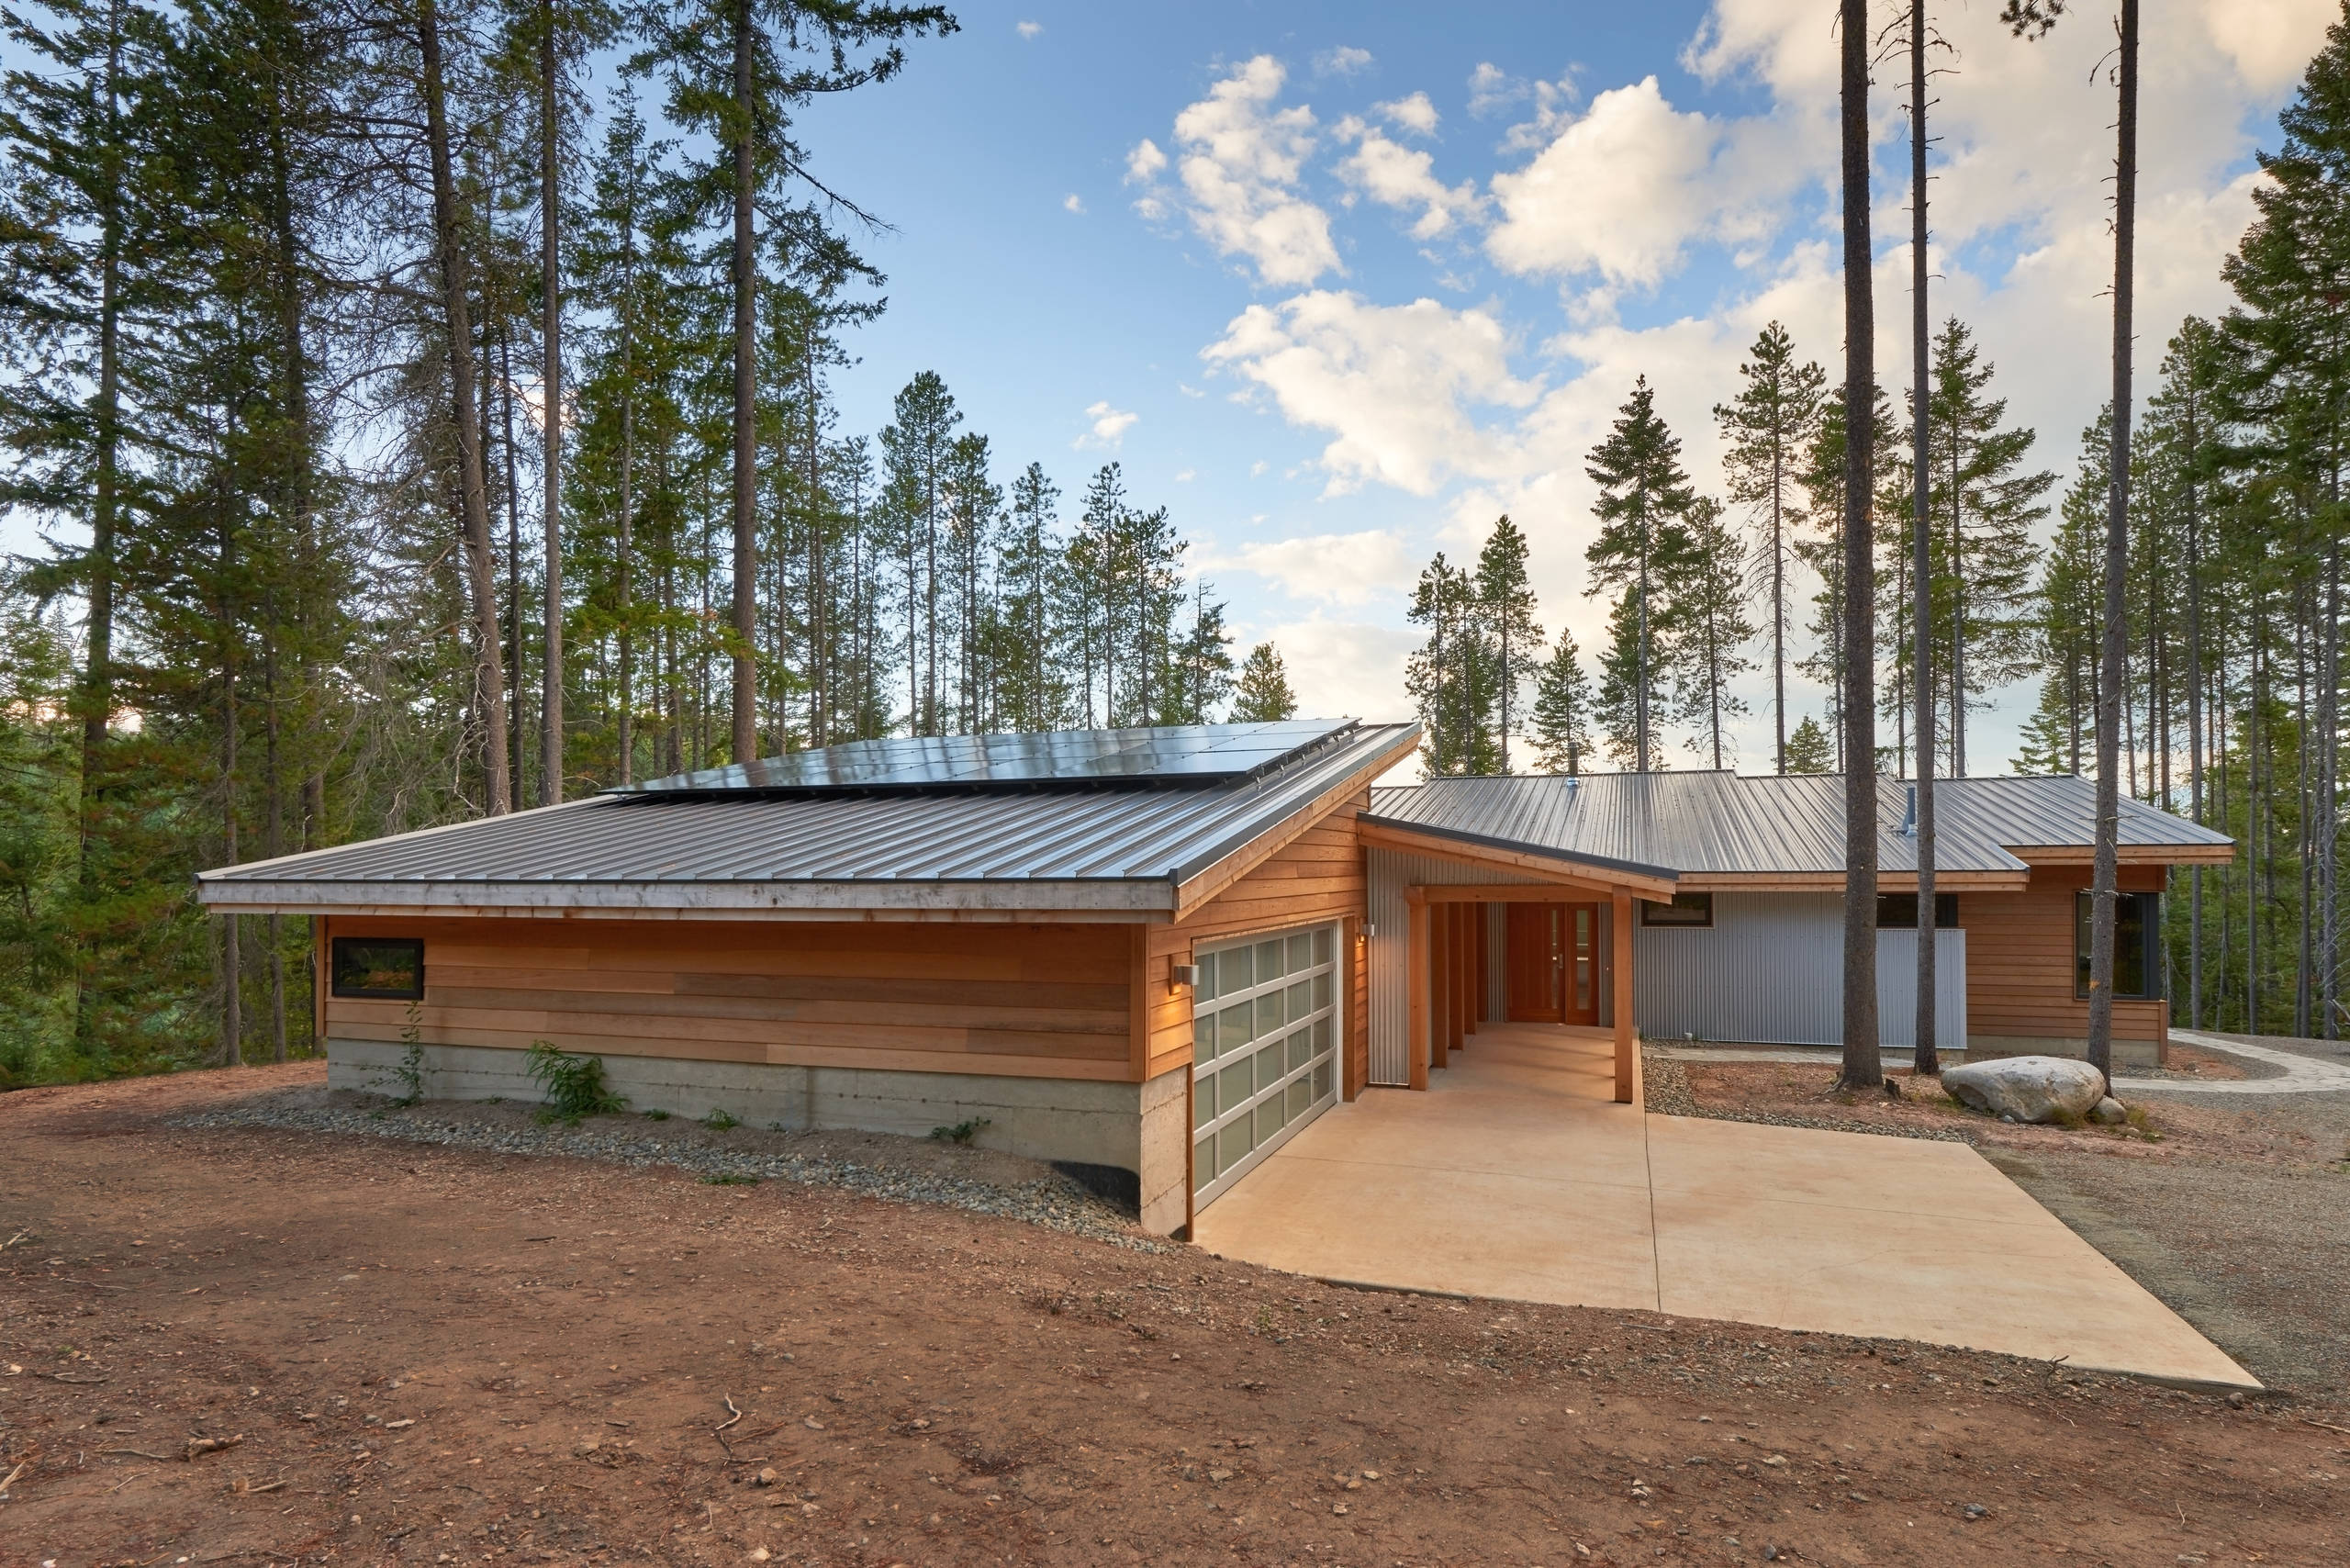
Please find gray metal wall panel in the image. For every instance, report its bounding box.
[1363,848,1547,1086]
[1630,891,1964,1047]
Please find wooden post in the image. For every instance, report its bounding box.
[1430,903,1451,1072]
[1456,905,1474,1042]
[1612,889,1637,1104]
[1406,891,1429,1091]
[312,914,330,1057]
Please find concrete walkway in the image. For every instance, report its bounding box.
[1192,1023,2256,1389]
[2119,1030,2350,1096]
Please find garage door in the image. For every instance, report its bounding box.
[1192,922,1340,1208]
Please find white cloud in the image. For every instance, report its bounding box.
[1376,90,1440,137]
[1202,290,1537,496]
[1016,18,1041,39]
[1077,401,1137,448]
[1140,56,1341,287]
[1063,193,1085,214]
[1202,529,1417,607]
[1174,468,1196,482]
[1316,45,1374,78]
[2209,0,2338,94]
[1485,75,1797,290]
[1466,62,1526,118]
[1245,615,1418,724]
[1336,121,1483,239]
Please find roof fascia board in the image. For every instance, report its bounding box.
[196,792,610,883]
[1676,870,2031,892]
[1415,882,1642,903]
[2008,844,2236,866]
[1355,817,1678,897]
[1169,727,1423,917]
[195,877,1178,917]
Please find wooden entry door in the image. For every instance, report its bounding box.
[1505,902,1601,1025]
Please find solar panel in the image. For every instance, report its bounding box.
[605,720,1359,798]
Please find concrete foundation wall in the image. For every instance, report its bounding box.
[1964,1034,2162,1070]
[327,1038,1192,1235]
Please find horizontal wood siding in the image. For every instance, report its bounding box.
[324,915,1137,1081]
[1963,864,2168,1045]
[1143,798,1371,1082]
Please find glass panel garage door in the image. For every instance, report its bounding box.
[1192,923,1339,1208]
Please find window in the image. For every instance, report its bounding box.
[2075,892,2156,1000]
[331,936,425,1000]
[1639,892,1714,928]
[1876,893,1959,929]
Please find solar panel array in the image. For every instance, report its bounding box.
[606,719,1358,797]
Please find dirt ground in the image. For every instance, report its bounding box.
[1661,1046,2350,1397]
[4,1065,2347,1568]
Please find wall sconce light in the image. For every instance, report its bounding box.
[1361,924,1377,940]
[1169,963,1199,993]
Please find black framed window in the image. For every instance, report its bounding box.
[1876,893,1959,929]
[331,936,425,1000]
[1639,892,1714,928]
[2075,892,2156,1000]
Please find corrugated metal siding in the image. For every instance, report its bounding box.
[1364,848,1549,1086]
[1632,892,1964,1047]
[1367,770,2229,878]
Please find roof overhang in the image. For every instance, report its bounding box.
[2009,844,2237,867]
[192,876,1182,921]
[1676,869,2031,892]
[1356,815,1678,900]
[1170,726,1422,917]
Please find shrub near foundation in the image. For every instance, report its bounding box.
[524,1041,629,1125]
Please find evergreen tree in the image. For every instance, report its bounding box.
[1785,713,1834,775]
[1919,318,2053,776]
[1670,497,1755,769]
[1404,553,1491,775]
[1473,515,1542,771]
[1713,321,1826,773]
[1583,375,1695,772]
[1231,641,1297,722]
[1528,633,1593,775]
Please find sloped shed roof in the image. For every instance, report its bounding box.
[1364,771,2232,882]
[196,721,1420,916]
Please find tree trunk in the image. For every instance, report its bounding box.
[2186,372,2205,1029]
[1910,0,1938,1076]
[729,0,759,764]
[2085,0,2138,1086]
[418,0,511,813]
[540,0,564,804]
[1838,0,1881,1090]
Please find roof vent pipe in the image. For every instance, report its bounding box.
[1900,781,1918,837]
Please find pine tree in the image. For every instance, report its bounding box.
[1785,714,1834,774]
[1231,642,1297,722]
[1473,516,1542,772]
[1920,318,2053,776]
[1528,633,1593,775]
[1669,497,1754,769]
[1404,553,1491,775]
[1583,375,1695,772]
[1713,321,1826,773]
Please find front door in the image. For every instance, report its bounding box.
[1505,902,1601,1025]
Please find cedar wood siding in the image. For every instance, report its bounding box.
[321,915,1137,1082]
[1146,793,1373,1096]
[1963,862,2170,1049]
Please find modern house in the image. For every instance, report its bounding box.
[195,718,2232,1238]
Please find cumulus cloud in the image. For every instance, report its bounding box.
[1134,57,1341,287]
[1016,18,1041,39]
[1243,614,1418,724]
[1077,401,1137,448]
[1466,62,1527,118]
[1202,290,1537,496]
[1316,45,1374,77]
[1201,530,1418,607]
[1063,193,1085,214]
[1336,121,1483,239]
[1376,90,1440,136]
[1484,76,1794,289]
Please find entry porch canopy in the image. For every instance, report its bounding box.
[1354,814,1677,1106]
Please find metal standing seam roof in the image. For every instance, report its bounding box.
[1362,771,2232,879]
[194,722,1422,914]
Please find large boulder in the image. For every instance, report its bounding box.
[1942,1056,2107,1125]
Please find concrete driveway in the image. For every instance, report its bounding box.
[1192,1023,2255,1389]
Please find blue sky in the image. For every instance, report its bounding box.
[6,0,2333,773]
[784,0,2335,773]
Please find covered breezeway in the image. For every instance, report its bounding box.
[1190,1022,2256,1388]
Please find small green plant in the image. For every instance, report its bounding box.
[525,1041,627,1125]
[701,1171,760,1186]
[368,1002,428,1106]
[930,1116,990,1146]
[643,1109,670,1122]
[701,1108,740,1131]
